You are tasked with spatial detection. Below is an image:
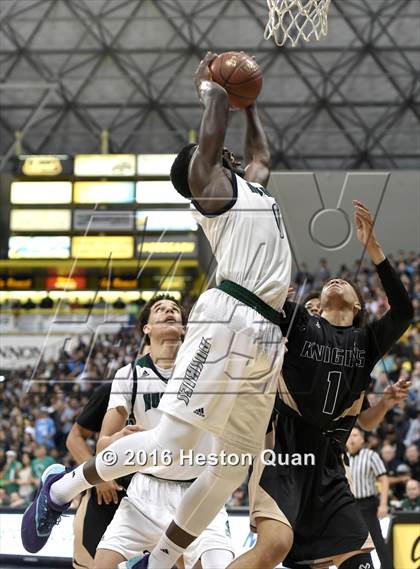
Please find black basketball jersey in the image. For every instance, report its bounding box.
[276,259,413,443]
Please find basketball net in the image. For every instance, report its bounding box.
[264,0,331,47]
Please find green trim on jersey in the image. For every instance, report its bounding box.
[217,280,284,325]
[136,353,168,383]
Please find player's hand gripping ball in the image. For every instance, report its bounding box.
[210,51,263,109]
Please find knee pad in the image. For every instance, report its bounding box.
[339,552,374,569]
[207,437,255,480]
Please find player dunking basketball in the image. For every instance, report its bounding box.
[21,52,291,569]
[230,201,413,569]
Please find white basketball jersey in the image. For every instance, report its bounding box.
[108,354,211,480]
[192,173,291,310]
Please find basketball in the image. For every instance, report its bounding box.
[210,51,263,109]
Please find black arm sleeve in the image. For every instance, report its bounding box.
[366,258,414,367]
[279,300,308,337]
[76,383,112,433]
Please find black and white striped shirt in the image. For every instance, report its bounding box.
[348,448,387,499]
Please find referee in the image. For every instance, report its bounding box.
[347,426,393,569]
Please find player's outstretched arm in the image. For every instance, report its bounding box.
[97,406,144,453]
[189,52,234,214]
[66,423,95,464]
[243,103,271,187]
[353,200,385,266]
[96,407,144,505]
[358,377,410,431]
[67,407,126,506]
[353,200,413,353]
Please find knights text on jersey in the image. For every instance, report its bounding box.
[276,309,371,442]
[276,258,413,442]
[192,173,291,311]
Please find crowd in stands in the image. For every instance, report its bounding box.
[1,295,198,332]
[0,252,419,511]
[2,295,140,312]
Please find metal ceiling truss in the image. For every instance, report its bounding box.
[0,0,418,169]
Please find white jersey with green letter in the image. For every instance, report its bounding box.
[103,354,234,565]
[192,172,291,310]
[108,354,211,480]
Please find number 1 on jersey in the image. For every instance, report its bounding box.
[322,371,342,415]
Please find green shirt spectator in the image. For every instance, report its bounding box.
[400,479,420,512]
[31,445,55,481]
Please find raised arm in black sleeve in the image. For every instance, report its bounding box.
[366,258,413,367]
[76,383,112,433]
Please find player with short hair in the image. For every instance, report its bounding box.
[301,290,410,430]
[67,295,187,569]
[93,295,234,569]
[22,52,291,569]
[137,295,186,349]
[229,201,413,569]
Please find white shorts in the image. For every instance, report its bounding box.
[98,473,233,568]
[159,288,285,454]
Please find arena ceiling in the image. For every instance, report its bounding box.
[0,0,419,170]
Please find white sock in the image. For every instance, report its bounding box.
[50,415,201,505]
[49,464,91,505]
[148,534,186,569]
[148,438,249,569]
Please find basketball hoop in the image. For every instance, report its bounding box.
[264,0,331,47]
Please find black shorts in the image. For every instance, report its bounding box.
[250,410,371,564]
[73,485,127,568]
